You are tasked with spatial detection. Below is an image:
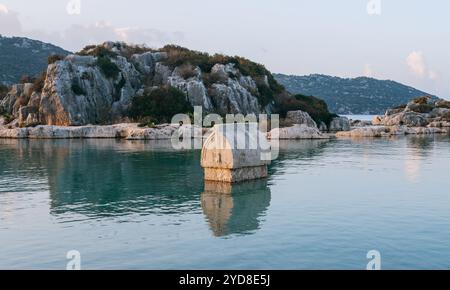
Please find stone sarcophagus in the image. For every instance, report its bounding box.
[201,123,271,183]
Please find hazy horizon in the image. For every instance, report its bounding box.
[1,0,449,99]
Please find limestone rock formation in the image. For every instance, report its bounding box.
[338,97,450,138]
[328,116,351,132]
[267,124,330,140]
[1,42,283,127]
[285,110,317,128]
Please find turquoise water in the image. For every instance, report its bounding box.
[1,135,450,269]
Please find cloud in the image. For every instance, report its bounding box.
[406,51,426,77]
[0,8,183,52]
[0,4,22,36]
[0,4,8,13]
[406,51,438,80]
[363,64,374,77]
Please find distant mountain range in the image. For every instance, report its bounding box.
[0,36,70,84]
[274,73,437,114]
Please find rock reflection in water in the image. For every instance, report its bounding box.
[201,180,271,237]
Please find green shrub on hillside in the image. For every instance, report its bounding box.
[20,72,47,92]
[177,63,198,79]
[32,72,47,92]
[78,45,118,58]
[48,54,65,65]
[276,93,337,125]
[159,45,284,106]
[412,96,431,105]
[129,86,193,124]
[97,56,120,79]
[0,84,8,100]
[436,100,450,109]
[71,79,86,95]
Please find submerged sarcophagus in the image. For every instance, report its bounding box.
[201,123,271,183]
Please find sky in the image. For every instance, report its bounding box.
[0,0,449,99]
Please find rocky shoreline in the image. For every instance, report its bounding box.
[1,96,449,140]
[0,121,207,140]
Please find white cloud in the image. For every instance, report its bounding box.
[0,4,22,36]
[406,51,426,77]
[0,8,183,52]
[406,51,438,80]
[0,4,8,14]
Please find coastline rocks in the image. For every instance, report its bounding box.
[372,115,383,125]
[351,119,372,127]
[285,110,317,128]
[0,123,205,140]
[267,124,330,140]
[328,116,351,132]
[336,125,448,138]
[381,111,429,127]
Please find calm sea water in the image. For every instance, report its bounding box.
[1,133,450,269]
[343,115,376,121]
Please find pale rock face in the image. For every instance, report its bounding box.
[153,63,172,85]
[351,120,372,127]
[0,83,34,116]
[168,66,213,111]
[336,125,448,138]
[372,115,383,125]
[285,110,317,128]
[210,80,260,115]
[429,108,450,118]
[0,123,201,140]
[267,124,330,139]
[381,111,429,127]
[329,116,351,132]
[37,53,143,126]
[318,121,328,132]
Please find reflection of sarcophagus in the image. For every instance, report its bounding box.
[201,124,271,183]
[201,180,271,237]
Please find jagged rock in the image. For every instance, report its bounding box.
[267,124,330,139]
[428,120,450,128]
[435,99,450,109]
[351,120,372,127]
[168,67,214,111]
[429,108,450,118]
[285,110,317,128]
[18,106,39,127]
[336,126,391,138]
[381,111,429,127]
[154,63,172,85]
[329,116,351,132]
[210,80,260,115]
[336,125,448,138]
[372,115,383,125]
[0,83,34,115]
[318,121,328,132]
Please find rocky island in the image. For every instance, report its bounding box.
[0,41,341,139]
[337,96,450,138]
[1,42,449,140]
